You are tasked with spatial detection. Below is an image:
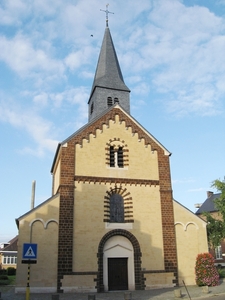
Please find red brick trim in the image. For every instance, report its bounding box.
[75,176,159,186]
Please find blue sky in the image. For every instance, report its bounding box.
[0,0,225,243]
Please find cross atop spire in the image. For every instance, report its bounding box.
[100,4,114,27]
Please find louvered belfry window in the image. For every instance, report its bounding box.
[107,97,113,107]
[109,146,124,168]
[117,147,124,168]
[110,146,115,167]
[91,102,94,114]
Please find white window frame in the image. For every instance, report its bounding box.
[215,245,222,259]
[3,255,17,265]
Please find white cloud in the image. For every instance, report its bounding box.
[49,87,89,128]
[0,93,58,156]
[0,34,65,78]
[120,0,225,116]
[0,0,28,25]
[33,93,49,107]
[0,84,89,157]
[64,46,95,71]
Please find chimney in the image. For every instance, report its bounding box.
[31,180,36,209]
[207,191,213,198]
[195,203,202,208]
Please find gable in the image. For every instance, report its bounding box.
[16,193,60,230]
[51,105,171,174]
[173,199,207,228]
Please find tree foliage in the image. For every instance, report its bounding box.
[204,178,225,249]
[212,179,225,220]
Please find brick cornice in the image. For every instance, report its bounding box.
[64,108,168,155]
[75,175,159,187]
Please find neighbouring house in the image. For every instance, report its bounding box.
[0,236,18,270]
[15,22,208,294]
[195,191,225,266]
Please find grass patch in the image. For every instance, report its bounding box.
[0,275,16,286]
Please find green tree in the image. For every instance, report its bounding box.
[212,179,225,220]
[204,178,225,249]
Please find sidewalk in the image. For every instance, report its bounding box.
[1,280,225,300]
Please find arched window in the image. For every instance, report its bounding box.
[114,97,119,104]
[106,139,128,168]
[117,147,123,168]
[110,146,115,167]
[91,102,94,114]
[109,146,123,168]
[110,193,124,223]
[107,97,113,107]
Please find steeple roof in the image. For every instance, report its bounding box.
[89,27,130,102]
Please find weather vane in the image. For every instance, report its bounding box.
[100,4,114,27]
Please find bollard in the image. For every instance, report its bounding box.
[202,286,209,294]
[88,294,96,300]
[124,292,132,300]
[174,289,182,298]
[52,294,59,300]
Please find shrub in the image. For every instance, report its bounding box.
[0,269,7,275]
[218,268,225,278]
[7,267,16,275]
[0,274,9,286]
[195,253,219,286]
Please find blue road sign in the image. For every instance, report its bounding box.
[23,243,37,259]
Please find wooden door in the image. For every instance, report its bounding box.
[108,258,128,290]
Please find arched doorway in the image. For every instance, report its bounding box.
[103,236,134,291]
[97,229,144,292]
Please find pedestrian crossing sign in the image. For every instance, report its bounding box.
[23,243,37,259]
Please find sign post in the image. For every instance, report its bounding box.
[22,243,38,300]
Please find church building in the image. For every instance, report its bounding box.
[15,20,208,293]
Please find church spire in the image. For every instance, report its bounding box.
[88,18,130,122]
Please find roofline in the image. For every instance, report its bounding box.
[51,143,61,173]
[173,198,207,223]
[88,85,130,104]
[52,104,171,162]
[16,193,60,229]
[124,108,171,156]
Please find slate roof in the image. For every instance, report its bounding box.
[0,235,18,252]
[195,193,221,214]
[89,26,130,103]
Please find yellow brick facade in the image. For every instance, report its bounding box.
[15,107,208,293]
[173,200,208,285]
[16,194,59,293]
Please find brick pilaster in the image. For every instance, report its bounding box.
[158,151,178,285]
[57,142,75,292]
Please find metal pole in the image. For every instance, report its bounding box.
[26,180,36,300]
[26,263,30,300]
[182,280,191,300]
